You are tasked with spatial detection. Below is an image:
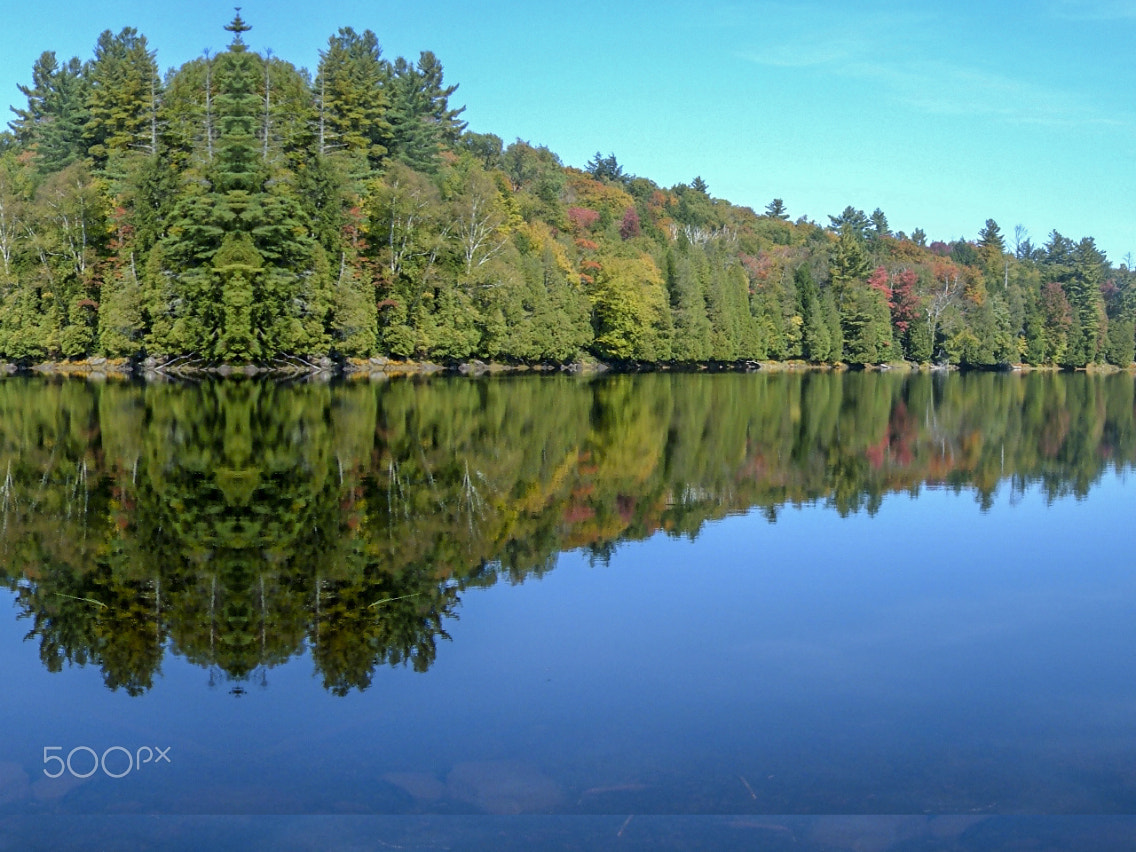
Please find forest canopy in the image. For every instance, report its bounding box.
[1,13,1133,368]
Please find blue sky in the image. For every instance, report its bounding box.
[2,1,1133,262]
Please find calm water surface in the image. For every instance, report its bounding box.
[0,371,1134,849]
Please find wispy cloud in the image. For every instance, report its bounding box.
[1047,0,1136,20]
[849,60,1127,128]
[742,34,867,68]
[736,9,1130,130]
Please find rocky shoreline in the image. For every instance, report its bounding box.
[0,356,852,380]
[1,355,1130,381]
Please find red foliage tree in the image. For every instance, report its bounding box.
[868,266,890,295]
[889,268,920,334]
[1041,281,1073,335]
[619,207,640,240]
[567,206,600,232]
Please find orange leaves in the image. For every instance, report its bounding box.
[930,257,985,305]
[739,247,793,288]
[931,258,960,285]
[566,206,600,233]
[578,256,602,285]
[867,266,890,295]
[563,168,634,219]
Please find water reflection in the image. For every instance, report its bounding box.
[0,371,1133,694]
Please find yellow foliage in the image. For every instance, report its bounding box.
[515,221,546,254]
[514,221,575,276]
[964,269,987,306]
[891,240,931,264]
[515,449,577,514]
[563,169,635,219]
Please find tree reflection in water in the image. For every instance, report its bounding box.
[0,370,1132,694]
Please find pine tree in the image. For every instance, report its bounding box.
[796,265,831,362]
[315,28,390,171]
[829,223,871,301]
[414,51,466,146]
[842,285,893,364]
[585,152,625,184]
[224,8,252,44]
[828,206,870,240]
[764,198,789,220]
[869,208,890,239]
[326,242,375,356]
[84,28,161,166]
[822,286,844,361]
[150,17,331,361]
[9,52,88,172]
[978,218,1004,253]
[387,52,465,173]
[1065,237,1107,365]
[665,249,711,361]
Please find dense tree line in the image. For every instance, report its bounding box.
[1,14,1133,367]
[0,370,1133,693]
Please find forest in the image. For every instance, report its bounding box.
[1,12,1133,368]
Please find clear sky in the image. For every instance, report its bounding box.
[2,1,1133,262]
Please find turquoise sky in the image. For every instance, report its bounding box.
[3,1,1133,262]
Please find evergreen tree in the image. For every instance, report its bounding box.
[150,16,331,361]
[315,28,391,168]
[1105,315,1135,365]
[84,28,161,165]
[585,152,625,184]
[978,218,1004,254]
[413,51,467,146]
[386,51,465,173]
[842,285,892,364]
[869,208,890,239]
[765,198,789,220]
[9,52,88,172]
[665,248,711,361]
[1044,230,1076,268]
[977,218,1007,295]
[822,286,844,362]
[829,222,871,301]
[535,246,592,360]
[224,9,252,44]
[703,251,750,360]
[796,265,832,362]
[1064,237,1107,365]
[828,206,870,240]
[1038,280,1073,364]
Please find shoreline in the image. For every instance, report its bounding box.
[2,356,1132,381]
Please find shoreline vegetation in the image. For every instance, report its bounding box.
[2,14,1134,376]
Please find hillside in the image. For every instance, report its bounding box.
[1,13,1131,368]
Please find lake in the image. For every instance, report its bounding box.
[1,370,1135,850]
